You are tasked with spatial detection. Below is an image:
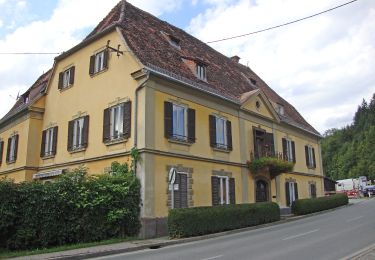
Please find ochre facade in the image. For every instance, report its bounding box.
[0,1,324,238]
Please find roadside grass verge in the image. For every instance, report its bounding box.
[0,237,136,259]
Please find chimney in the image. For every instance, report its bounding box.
[231,55,240,63]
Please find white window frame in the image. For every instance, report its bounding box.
[196,64,206,80]
[94,51,105,73]
[285,139,293,162]
[307,146,314,168]
[8,136,17,162]
[276,104,284,115]
[215,116,227,149]
[288,181,297,206]
[172,103,187,141]
[110,104,124,140]
[72,118,84,150]
[44,127,54,156]
[62,68,71,88]
[217,176,230,205]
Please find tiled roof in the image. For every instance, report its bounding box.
[110,1,319,136]
[0,70,51,125]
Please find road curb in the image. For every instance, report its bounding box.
[15,203,353,260]
[341,243,375,260]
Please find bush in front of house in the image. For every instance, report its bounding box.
[168,202,280,238]
[291,193,348,215]
[0,161,141,250]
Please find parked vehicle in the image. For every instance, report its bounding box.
[363,185,375,197]
[335,176,370,198]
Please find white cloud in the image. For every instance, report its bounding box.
[0,20,3,27]
[188,0,375,132]
[129,0,184,16]
[0,0,181,119]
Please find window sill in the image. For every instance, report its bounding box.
[104,138,127,146]
[6,160,16,165]
[212,147,231,153]
[168,138,193,146]
[90,68,108,78]
[59,84,74,92]
[307,166,316,170]
[69,147,86,154]
[41,154,55,160]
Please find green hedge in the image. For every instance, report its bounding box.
[168,202,280,238]
[291,193,348,215]
[0,163,141,250]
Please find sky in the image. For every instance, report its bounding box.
[0,0,374,134]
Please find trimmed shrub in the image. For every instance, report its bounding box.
[0,162,141,250]
[168,202,280,238]
[291,193,348,215]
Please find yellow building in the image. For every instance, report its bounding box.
[0,1,324,237]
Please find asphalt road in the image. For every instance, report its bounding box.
[91,199,375,260]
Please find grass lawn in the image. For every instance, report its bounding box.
[0,237,137,259]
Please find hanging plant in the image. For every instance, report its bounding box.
[248,157,294,177]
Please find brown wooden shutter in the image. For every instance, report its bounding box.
[229,178,236,204]
[226,120,232,150]
[13,135,19,162]
[103,108,111,142]
[40,130,46,157]
[305,145,309,167]
[89,55,95,75]
[294,182,298,200]
[312,148,316,168]
[173,173,181,208]
[58,72,64,89]
[282,138,287,160]
[52,126,58,155]
[103,49,109,69]
[0,141,4,165]
[253,129,258,159]
[82,116,89,148]
[211,176,220,206]
[209,115,216,147]
[180,174,188,208]
[164,101,173,138]
[187,108,195,143]
[6,138,11,162]
[123,101,131,139]
[265,133,275,156]
[285,182,290,206]
[67,120,74,151]
[69,66,75,85]
[292,141,296,163]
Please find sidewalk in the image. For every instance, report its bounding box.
[12,204,352,260]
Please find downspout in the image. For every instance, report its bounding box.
[134,72,149,176]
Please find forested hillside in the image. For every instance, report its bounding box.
[322,94,375,181]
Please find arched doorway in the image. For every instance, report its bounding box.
[255,179,269,202]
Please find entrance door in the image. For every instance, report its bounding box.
[256,180,269,202]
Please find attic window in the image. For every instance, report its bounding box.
[23,92,30,104]
[276,103,285,115]
[168,35,181,49]
[196,63,206,81]
[250,78,257,85]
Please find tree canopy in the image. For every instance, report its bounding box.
[322,93,375,181]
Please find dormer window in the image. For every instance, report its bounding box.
[275,103,285,115]
[250,78,257,85]
[23,92,30,103]
[196,63,206,81]
[168,35,180,49]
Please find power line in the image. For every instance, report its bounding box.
[0,52,60,55]
[206,0,360,44]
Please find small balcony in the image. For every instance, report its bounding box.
[248,148,294,179]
